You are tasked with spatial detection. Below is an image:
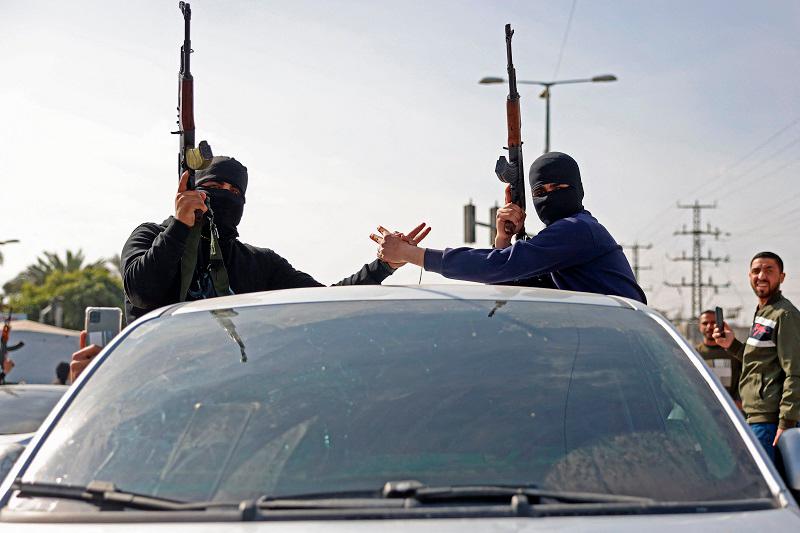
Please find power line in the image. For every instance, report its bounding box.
[725,178,800,237]
[636,117,800,240]
[690,118,800,200]
[713,139,800,202]
[551,0,577,79]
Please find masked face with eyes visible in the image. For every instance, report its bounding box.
[195,156,248,239]
[528,152,584,226]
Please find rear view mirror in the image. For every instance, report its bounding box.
[777,427,800,496]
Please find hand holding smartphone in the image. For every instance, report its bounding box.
[84,307,122,348]
[715,306,725,338]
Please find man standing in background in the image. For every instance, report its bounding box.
[696,309,741,407]
[715,251,800,461]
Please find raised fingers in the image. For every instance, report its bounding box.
[369,233,384,244]
[410,226,431,245]
[405,222,426,240]
[178,170,190,193]
[504,184,512,204]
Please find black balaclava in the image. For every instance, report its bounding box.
[195,156,248,239]
[528,151,584,226]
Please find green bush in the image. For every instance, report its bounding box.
[10,267,124,331]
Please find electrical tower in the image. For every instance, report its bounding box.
[621,242,652,287]
[664,201,730,337]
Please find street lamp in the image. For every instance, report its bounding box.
[479,74,617,153]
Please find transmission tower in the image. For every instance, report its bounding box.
[664,201,730,328]
[621,242,652,287]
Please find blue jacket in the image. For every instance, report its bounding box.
[424,210,646,303]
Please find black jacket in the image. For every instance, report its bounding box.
[121,217,394,323]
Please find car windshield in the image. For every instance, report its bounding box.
[21,299,771,505]
[0,388,64,435]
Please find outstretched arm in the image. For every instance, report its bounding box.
[374,219,592,284]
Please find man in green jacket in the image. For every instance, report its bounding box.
[715,251,800,462]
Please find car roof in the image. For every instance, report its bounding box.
[165,284,647,316]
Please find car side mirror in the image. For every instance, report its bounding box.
[777,427,800,497]
[0,442,26,485]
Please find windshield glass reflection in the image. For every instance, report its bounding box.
[21,301,770,505]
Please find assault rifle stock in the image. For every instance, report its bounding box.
[494,24,526,242]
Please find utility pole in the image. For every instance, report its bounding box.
[664,201,730,341]
[464,200,499,247]
[621,242,652,284]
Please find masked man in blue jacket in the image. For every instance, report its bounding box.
[373,152,646,303]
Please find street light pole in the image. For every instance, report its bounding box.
[542,85,551,153]
[479,74,617,154]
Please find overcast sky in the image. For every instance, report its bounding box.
[2,0,798,325]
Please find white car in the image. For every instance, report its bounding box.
[1,285,800,531]
[0,385,68,482]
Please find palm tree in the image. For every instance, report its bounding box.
[0,239,20,267]
[105,253,122,279]
[2,249,107,294]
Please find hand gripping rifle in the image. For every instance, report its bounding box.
[494,24,526,242]
[173,1,213,186]
[1,308,24,385]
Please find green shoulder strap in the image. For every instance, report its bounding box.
[179,221,204,302]
[178,214,232,302]
[208,220,231,296]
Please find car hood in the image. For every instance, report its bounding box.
[2,508,799,531]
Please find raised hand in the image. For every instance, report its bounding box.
[175,170,208,227]
[370,223,430,269]
[712,322,735,350]
[69,330,102,382]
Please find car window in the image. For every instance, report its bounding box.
[0,389,64,435]
[20,300,771,506]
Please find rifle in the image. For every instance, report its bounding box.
[172,2,231,301]
[494,24,526,241]
[173,1,213,187]
[0,308,24,385]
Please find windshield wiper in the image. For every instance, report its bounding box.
[377,481,775,516]
[12,480,214,511]
[251,481,653,513]
[380,480,655,504]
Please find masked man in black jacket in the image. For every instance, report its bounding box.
[121,156,427,324]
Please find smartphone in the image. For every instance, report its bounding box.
[85,307,122,348]
[715,306,725,338]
